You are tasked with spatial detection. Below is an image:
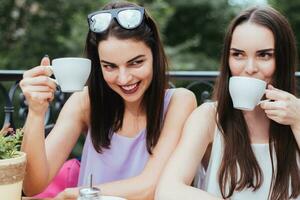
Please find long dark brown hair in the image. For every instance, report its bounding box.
[85,1,168,154]
[213,6,300,199]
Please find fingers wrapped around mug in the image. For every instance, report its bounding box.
[20,77,56,105]
[260,85,300,126]
[19,57,57,113]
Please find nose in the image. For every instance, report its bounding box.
[117,67,132,85]
[244,58,258,75]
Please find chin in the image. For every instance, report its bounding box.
[123,95,143,103]
[122,91,145,103]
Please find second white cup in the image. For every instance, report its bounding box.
[229,76,267,111]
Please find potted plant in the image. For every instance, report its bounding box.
[0,125,26,200]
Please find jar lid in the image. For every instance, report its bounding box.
[79,187,101,197]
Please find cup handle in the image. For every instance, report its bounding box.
[46,65,59,86]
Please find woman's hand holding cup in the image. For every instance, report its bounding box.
[19,56,57,115]
[260,84,300,129]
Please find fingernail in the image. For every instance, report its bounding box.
[44,54,49,58]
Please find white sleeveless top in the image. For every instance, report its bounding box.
[194,128,300,200]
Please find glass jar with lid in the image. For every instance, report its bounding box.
[77,187,101,200]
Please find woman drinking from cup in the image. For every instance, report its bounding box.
[156,6,300,200]
[20,1,197,199]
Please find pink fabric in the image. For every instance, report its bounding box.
[33,159,80,198]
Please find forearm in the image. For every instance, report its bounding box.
[156,181,222,200]
[96,175,155,200]
[21,110,49,195]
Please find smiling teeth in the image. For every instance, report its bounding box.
[121,83,137,90]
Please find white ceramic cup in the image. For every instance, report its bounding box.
[229,76,267,111]
[49,57,91,93]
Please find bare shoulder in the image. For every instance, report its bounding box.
[185,101,217,143]
[161,88,197,133]
[171,87,196,98]
[194,102,216,125]
[169,88,197,107]
[194,101,216,116]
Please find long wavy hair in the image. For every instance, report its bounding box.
[85,1,168,154]
[213,6,300,199]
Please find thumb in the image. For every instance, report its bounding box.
[267,84,280,91]
[267,84,274,89]
[40,55,50,66]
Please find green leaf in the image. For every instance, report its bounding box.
[0,129,24,159]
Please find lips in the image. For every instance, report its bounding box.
[119,82,140,94]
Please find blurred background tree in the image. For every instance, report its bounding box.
[0,0,264,71]
[269,0,300,70]
[0,0,171,69]
[162,0,235,70]
[0,0,299,70]
[0,0,105,69]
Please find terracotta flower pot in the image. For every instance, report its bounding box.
[0,151,26,200]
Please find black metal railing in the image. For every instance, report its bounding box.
[1,70,300,130]
[0,70,68,132]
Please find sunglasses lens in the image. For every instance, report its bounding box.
[90,13,112,33]
[118,9,143,29]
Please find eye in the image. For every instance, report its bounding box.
[258,52,273,60]
[102,64,117,71]
[231,52,244,60]
[129,60,144,67]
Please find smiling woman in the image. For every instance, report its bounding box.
[19,1,196,199]
[98,37,153,104]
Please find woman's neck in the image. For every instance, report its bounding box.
[124,99,144,117]
[116,100,146,137]
[243,106,270,144]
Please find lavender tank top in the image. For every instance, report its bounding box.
[78,89,175,186]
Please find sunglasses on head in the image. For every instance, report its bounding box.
[87,6,145,33]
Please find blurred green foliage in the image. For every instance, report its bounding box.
[0,0,233,71]
[0,0,299,71]
[0,128,23,159]
[163,0,235,70]
[0,0,109,69]
[269,0,300,70]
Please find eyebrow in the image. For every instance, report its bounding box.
[127,55,146,63]
[230,48,275,53]
[100,55,146,66]
[230,48,244,52]
[257,48,275,53]
[100,60,117,66]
